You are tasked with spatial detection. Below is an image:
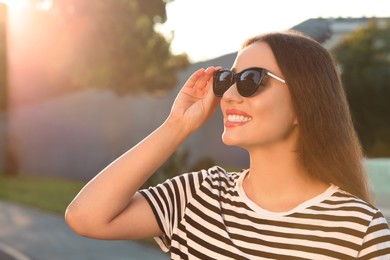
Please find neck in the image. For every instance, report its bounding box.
[248,143,309,192]
[244,142,328,212]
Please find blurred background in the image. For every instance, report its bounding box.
[0,0,389,259]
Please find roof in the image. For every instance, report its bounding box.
[291,18,332,43]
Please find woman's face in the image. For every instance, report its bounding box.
[220,41,298,150]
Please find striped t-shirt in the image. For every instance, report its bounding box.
[139,166,390,259]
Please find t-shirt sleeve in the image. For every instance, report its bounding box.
[138,170,207,252]
[358,210,390,259]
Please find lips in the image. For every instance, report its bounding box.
[225,109,252,127]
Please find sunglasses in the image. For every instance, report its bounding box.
[213,67,286,97]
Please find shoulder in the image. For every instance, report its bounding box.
[328,186,384,223]
[202,166,245,187]
[146,166,243,195]
[331,187,378,210]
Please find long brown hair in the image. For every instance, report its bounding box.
[243,31,372,203]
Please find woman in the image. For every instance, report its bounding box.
[65,31,390,259]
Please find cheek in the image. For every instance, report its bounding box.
[251,95,296,138]
[265,85,295,120]
[268,102,295,127]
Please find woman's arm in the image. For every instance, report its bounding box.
[65,67,220,240]
[358,210,390,259]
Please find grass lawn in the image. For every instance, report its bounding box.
[0,173,158,247]
[0,173,86,215]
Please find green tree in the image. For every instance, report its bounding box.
[52,0,188,95]
[332,19,390,157]
[142,150,190,189]
[0,3,6,111]
[1,3,19,176]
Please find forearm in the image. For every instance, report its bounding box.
[66,119,189,225]
[65,66,219,238]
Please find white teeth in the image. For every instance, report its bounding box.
[227,115,252,122]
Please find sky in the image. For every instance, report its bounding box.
[1,0,389,62]
[156,0,390,62]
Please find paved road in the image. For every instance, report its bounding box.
[0,200,169,260]
[0,199,389,260]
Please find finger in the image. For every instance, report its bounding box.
[203,87,220,117]
[194,67,218,90]
[202,72,221,112]
[182,68,206,89]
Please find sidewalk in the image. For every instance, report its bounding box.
[0,200,168,260]
[0,199,388,260]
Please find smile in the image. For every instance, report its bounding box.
[227,114,252,123]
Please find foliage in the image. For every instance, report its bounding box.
[142,150,190,188]
[332,19,390,157]
[142,150,218,188]
[0,3,7,110]
[188,156,216,172]
[41,0,188,95]
[0,173,85,214]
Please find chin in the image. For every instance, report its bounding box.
[222,133,244,147]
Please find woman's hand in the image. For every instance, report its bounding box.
[166,66,221,134]
[65,66,221,240]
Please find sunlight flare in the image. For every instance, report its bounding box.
[0,0,31,9]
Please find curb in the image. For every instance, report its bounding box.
[0,242,31,260]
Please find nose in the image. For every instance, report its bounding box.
[222,83,244,103]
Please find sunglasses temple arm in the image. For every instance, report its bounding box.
[266,72,286,84]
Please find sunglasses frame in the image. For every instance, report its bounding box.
[213,67,286,97]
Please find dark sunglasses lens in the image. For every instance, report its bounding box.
[213,71,233,97]
[238,70,262,97]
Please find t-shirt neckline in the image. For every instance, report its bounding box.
[236,169,339,217]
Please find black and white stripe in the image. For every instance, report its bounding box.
[140,166,390,259]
